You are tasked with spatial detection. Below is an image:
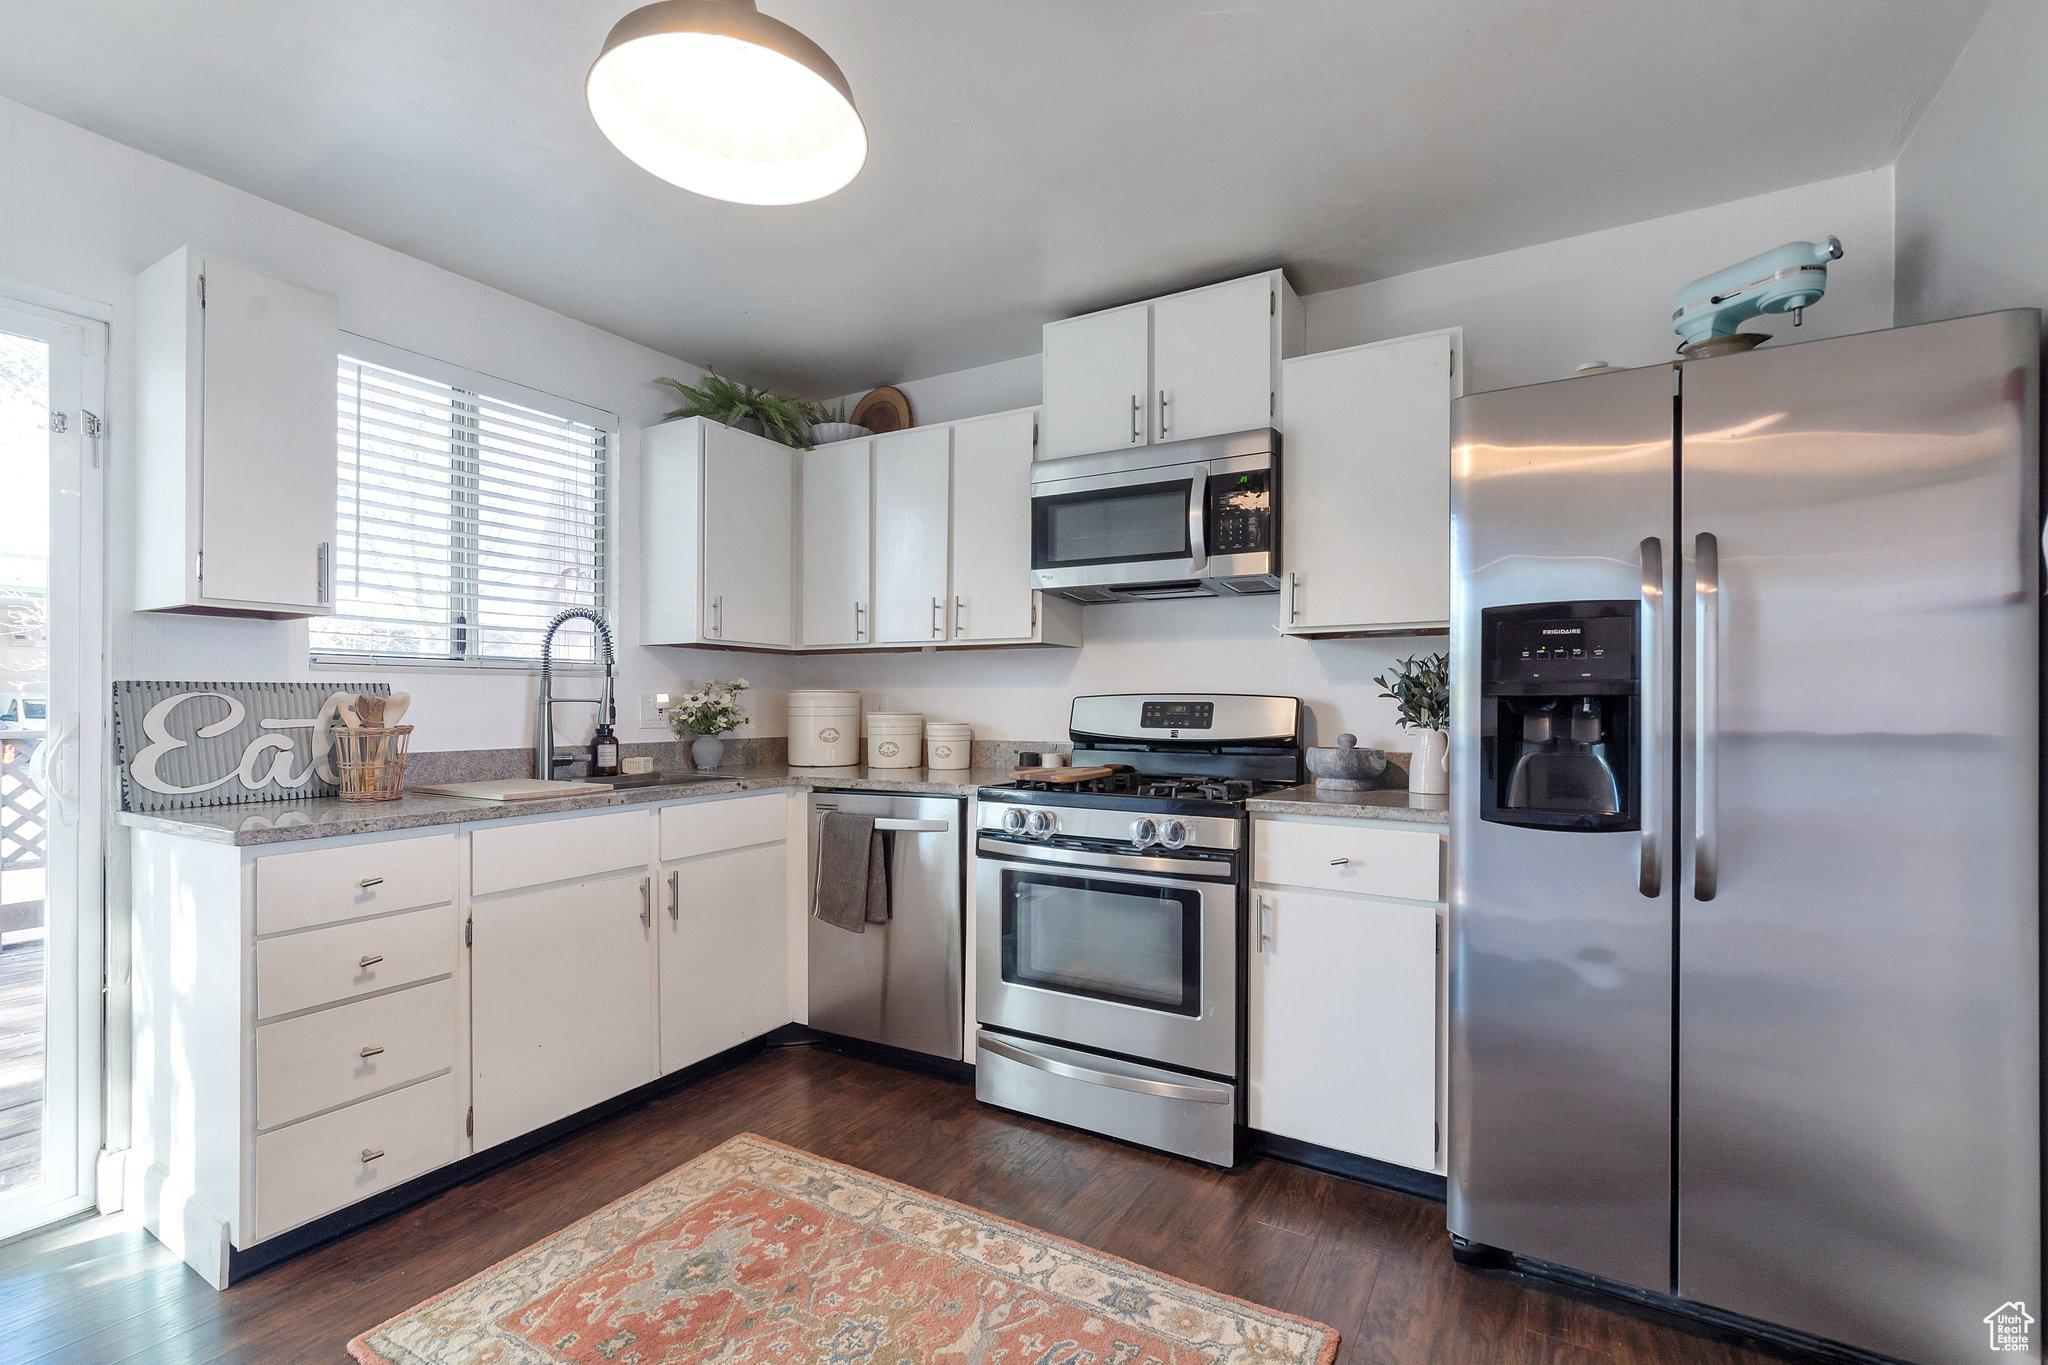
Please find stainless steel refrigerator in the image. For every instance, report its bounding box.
[1448,310,2041,1364]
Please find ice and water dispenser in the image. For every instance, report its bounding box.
[1478,602,1641,831]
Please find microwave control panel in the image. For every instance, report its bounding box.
[1207,469,1273,556]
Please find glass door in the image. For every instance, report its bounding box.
[1001,869,1204,1016]
[0,298,105,1239]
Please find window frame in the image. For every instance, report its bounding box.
[309,334,619,674]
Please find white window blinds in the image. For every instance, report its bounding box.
[310,354,611,666]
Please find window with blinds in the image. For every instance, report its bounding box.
[310,354,610,666]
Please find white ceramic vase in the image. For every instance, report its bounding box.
[691,735,726,772]
[1408,729,1448,795]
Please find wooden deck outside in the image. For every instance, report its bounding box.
[0,936,43,1192]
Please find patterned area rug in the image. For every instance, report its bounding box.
[349,1133,1338,1364]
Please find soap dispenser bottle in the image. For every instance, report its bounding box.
[592,722,620,778]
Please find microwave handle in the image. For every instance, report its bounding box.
[1186,467,1209,572]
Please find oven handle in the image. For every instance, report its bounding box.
[976,836,1237,882]
[1186,466,1209,573]
[978,1034,1232,1105]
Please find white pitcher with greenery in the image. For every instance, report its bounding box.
[671,678,749,772]
[1373,652,1450,795]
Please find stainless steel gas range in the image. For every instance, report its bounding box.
[973,693,1304,1167]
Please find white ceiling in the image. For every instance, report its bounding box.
[0,1,1987,394]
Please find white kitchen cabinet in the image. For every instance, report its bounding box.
[799,437,873,646]
[659,843,789,1073]
[133,245,340,616]
[1279,329,1462,636]
[1249,814,1446,1174]
[1041,271,1302,461]
[948,409,1039,643]
[642,416,795,648]
[470,868,658,1149]
[1150,273,1287,444]
[1041,301,1151,459]
[871,425,955,644]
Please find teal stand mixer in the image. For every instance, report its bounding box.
[1671,235,1843,356]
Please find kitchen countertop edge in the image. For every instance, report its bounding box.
[113,766,1008,847]
[1246,785,1449,825]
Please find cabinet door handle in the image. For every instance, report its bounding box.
[640,876,653,928]
[711,595,723,638]
[1329,857,1352,866]
[1130,393,1141,443]
[360,1147,384,1164]
[667,869,680,924]
[954,595,965,634]
[931,596,943,639]
[358,953,383,969]
[358,876,384,889]
[316,541,331,606]
[1255,894,1272,955]
[358,1044,384,1059]
[853,601,865,642]
[1158,389,1170,438]
[1288,572,1301,623]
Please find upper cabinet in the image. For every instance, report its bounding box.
[1040,270,1303,460]
[134,246,341,616]
[871,426,955,645]
[797,437,873,647]
[642,417,795,648]
[949,409,1041,644]
[1277,328,1463,636]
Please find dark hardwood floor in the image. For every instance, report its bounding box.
[0,1045,1804,1364]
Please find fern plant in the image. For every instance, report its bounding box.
[655,372,823,448]
[1373,652,1450,732]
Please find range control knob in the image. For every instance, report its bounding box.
[1157,818,1193,850]
[1129,817,1160,849]
[999,806,1028,835]
[1025,809,1057,839]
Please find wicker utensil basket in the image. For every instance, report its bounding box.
[334,724,414,802]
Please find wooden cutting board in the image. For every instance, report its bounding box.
[1010,764,1121,785]
[413,778,609,802]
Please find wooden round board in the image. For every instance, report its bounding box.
[851,385,913,432]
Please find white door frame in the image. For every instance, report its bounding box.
[0,294,107,1242]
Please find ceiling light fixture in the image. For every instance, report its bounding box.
[586,0,867,206]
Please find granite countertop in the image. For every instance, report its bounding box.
[114,764,1015,847]
[1246,784,1449,826]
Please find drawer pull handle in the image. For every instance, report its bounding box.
[359,1044,385,1058]
[1329,857,1353,866]
[358,954,384,969]
[360,1147,384,1164]
[358,876,384,889]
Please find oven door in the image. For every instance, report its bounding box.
[1030,465,1206,592]
[975,841,1239,1077]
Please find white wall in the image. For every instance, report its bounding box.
[0,93,793,754]
[1894,0,2048,328]
[795,168,1896,750]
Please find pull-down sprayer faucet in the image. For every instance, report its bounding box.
[534,608,616,780]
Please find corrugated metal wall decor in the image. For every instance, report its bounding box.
[112,681,392,812]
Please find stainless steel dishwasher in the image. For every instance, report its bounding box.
[806,792,964,1061]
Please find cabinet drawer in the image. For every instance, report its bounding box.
[255,833,456,936]
[256,979,456,1129]
[1253,819,1443,901]
[472,808,650,896]
[660,792,787,861]
[254,1073,459,1240]
[256,903,457,1020]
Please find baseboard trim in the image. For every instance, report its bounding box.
[787,1027,976,1084]
[225,1030,783,1283]
[1247,1129,1448,1202]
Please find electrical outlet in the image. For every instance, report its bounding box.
[639,692,673,728]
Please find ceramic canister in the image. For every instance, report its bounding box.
[925,722,973,771]
[865,712,924,770]
[788,690,862,767]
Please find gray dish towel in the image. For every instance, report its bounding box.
[813,811,891,932]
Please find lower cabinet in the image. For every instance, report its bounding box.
[1248,815,1446,1174]
[471,869,660,1149]
[659,842,789,1073]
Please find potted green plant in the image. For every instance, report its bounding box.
[1373,652,1450,794]
[807,398,871,446]
[656,372,820,448]
[670,677,750,772]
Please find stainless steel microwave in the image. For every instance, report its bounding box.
[1028,428,1280,603]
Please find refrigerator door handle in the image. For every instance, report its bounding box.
[1692,531,1720,900]
[1638,536,1666,897]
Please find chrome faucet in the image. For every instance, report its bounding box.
[534,608,617,780]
